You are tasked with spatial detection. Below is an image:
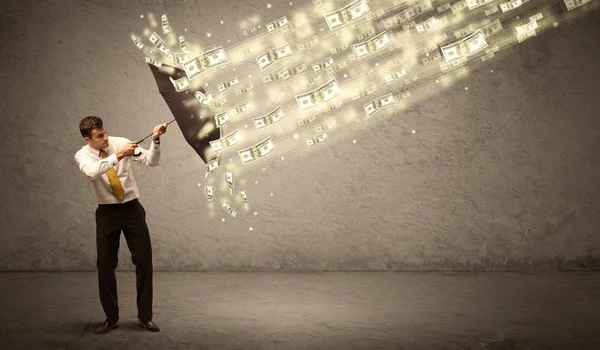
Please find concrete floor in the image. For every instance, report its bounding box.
[0,272,598,349]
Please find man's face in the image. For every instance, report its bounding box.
[86,126,108,150]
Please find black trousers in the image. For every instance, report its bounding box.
[95,198,153,323]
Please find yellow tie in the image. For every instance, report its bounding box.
[99,149,125,201]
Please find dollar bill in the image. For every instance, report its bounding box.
[363,93,397,117]
[312,56,335,72]
[515,19,539,43]
[297,36,319,51]
[451,1,467,13]
[421,51,442,64]
[480,19,504,38]
[209,129,241,153]
[416,17,438,33]
[262,70,282,85]
[295,78,341,111]
[238,137,276,165]
[240,191,248,208]
[145,57,162,68]
[324,0,371,31]
[169,76,191,92]
[385,68,407,84]
[256,44,293,71]
[352,81,378,100]
[324,100,343,113]
[253,107,286,129]
[298,115,317,126]
[228,100,250,117]
[564,0,591,10]
[161,14,170,34]
[168,52,189,65]
[530,12,544,21]
[182,46,229,81]
[178,35,190,54]
[315,119,336,133]
[149,32,172,56]
[267,16,289,32]
[278,62,308,82]
[221,202,237,218]
[437,3,451,12]
[131,34,144,50]
[485,6,499,15]
[383,0,433,29]
[466,0,494,10]
[215,111,231,127]
[243,27,258,36]
[305,75,322,88]
[225,172,234,196]
[236,83,253,95]
[210,96,227,110]
[352,31,391,59]
[306,132,328,147]
[205,185,215,201]
[499,0,528,12]
[206,158,219,174]
[441,30,488,64]
[454,24,475,39]
[217,77,240,93]
[331,43,349,55]
[326,61,348,75]
[194,90,214,107]
[357,27,376,40]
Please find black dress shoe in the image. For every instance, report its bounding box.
[138,320,160,332]
[95,320,119,334]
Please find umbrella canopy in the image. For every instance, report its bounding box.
[147,62,222,164]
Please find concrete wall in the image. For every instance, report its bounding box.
[1,0,598,271]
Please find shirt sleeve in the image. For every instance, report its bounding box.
[128,137,161,166]
[74,152,119,181]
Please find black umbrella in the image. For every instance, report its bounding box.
[138,62,222,164]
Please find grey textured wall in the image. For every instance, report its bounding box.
[1,0,598,271]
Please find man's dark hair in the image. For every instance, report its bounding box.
[79,116,103,139]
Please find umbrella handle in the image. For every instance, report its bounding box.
[133,119,176,157]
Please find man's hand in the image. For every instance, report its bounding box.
[152,122,168,141]
[117,141,138,161]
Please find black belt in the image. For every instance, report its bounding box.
[99,198,139,207]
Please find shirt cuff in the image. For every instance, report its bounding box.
[105,153,118,167]
[152,142,161,150]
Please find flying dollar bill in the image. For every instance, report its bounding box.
[306,132,328,146]
[218,76,240,93]
[515,19,539,43]
[228,100,250,118]
[194,90,214,107]
[205,185,215,201]
[441,30,488,64]
[240,191,248,208]
[312,56,335,72]
[499,0,529,12]
[454,24,475,39]
[297,36,319,51]
[382,0,433,29]
[564,0,591,10]
[363,93,397,117]
[145,57,162,68]
[331,43,349,55]
[131,34,144,50]
[298,115,317,126]
[221,202,237,218]
[415,17,438,33]
[278,62,309,82]
[182,46,229,81]
[466,0,494,10]
[238,137,276,165]
[168,52,189,65]
[209,129,241,153]
[324,0,371,31]
[480,19,504,38]
[225,172,234,196]
[236,83,253,95]
[253,107,286,129]
[169,76,191,92]
[352,31,391,59]
[315,119,337,133]
[256,44,293,71]
[215,111,232,128]
[296,78,341,111]
[149,32,172,56]
[206,158,219,174]
[178,35,190,54]
[161,14,170,34]
[267,16,289,32]
[485,6,499,15]
[385,68,407,84]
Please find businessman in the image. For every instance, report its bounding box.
[74,115,167,334]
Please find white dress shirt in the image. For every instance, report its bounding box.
[74,136,161,204]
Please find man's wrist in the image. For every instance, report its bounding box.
[153,138,160,144]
